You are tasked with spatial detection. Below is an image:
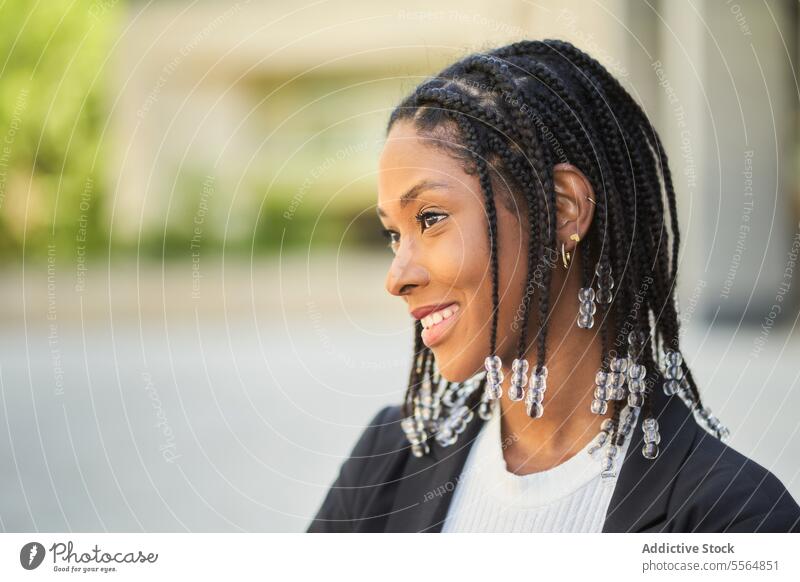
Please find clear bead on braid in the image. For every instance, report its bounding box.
[663,348,731,442]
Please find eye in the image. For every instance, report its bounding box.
[416,210,448,232]
[381,228,400,253]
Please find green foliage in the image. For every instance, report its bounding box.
[0,0,385,261]
[0,0,121,261]
[250,185,386,255]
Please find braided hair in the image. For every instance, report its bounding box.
[388,39,704,450]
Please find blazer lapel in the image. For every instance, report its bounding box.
[384,411,487,532]
[602,381,698,532]
[384,379,699,533]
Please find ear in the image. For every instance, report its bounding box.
[553,162,595,252]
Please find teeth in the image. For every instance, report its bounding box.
[421,304,459,329]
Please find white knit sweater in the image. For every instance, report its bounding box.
[442,408,632,532]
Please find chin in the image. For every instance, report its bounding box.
[431,349,481,384]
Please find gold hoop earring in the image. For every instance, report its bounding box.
[562,233,580,268]
[561,243,571,268]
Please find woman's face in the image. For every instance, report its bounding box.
[376,120,535,383]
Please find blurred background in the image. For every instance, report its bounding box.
[0,0,798,532]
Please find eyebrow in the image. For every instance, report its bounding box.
[376,179,450,218]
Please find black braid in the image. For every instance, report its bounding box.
[463,54,557,374]
[403,321,424,418]
[449,111,502,357]
[387,38,706,446]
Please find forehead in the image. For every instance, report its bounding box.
[377,121,463,205]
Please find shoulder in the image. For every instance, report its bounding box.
[342,404,408,477]
[359,404,407,456]
[306,404,409,532]
[669,427,800,532]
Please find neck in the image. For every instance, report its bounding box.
[496,275,616,475]
[496,345,613,473]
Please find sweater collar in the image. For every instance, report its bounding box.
[471,404,630,508]
[384,377,698,533]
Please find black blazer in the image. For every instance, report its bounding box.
[307,382,800,533]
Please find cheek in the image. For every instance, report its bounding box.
[438,220,491,302]
[433,221,494,376]
[437,213,526,314]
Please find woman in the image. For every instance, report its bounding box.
[307,39,800,533]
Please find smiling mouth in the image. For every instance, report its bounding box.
[420,303,460,347]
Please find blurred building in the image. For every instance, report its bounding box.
[2,0,799,533]
[109,0,799,321]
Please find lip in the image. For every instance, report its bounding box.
[418,304,460,348]
[410,301,458,321]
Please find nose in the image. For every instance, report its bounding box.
[385,240,429,297]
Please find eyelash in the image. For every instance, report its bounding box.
[381,211,448,250]
[416,210,447,231]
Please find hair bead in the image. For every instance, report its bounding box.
[388,40,725,475]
